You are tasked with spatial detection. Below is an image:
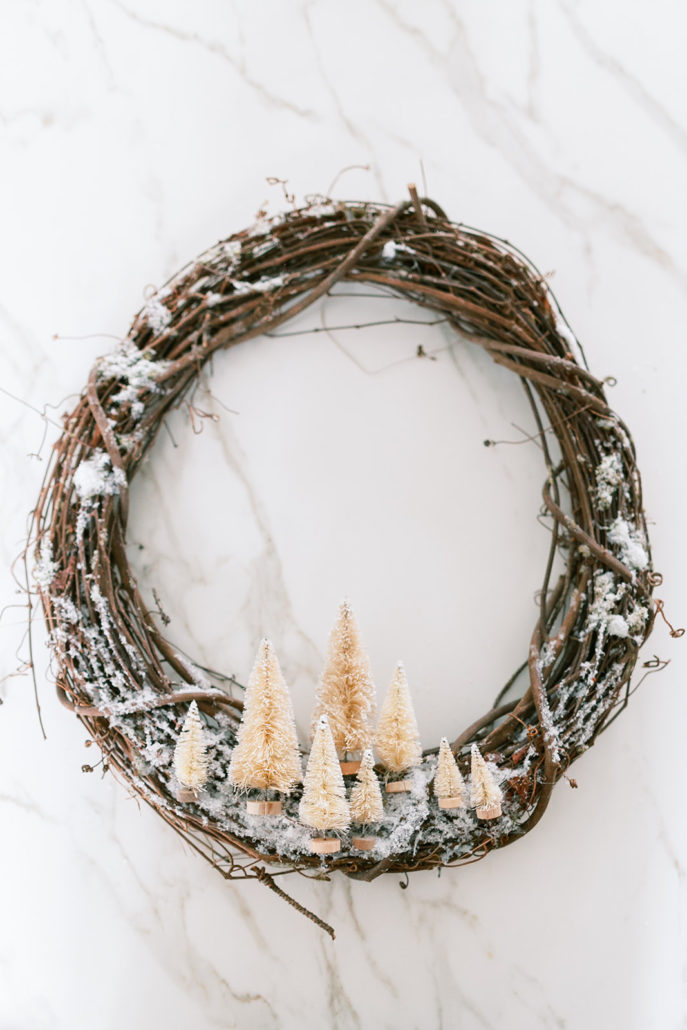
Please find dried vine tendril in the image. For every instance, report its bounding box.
[32,191,655,937]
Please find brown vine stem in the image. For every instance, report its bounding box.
[541,480,633,582]
[254,867,336,940]
[55,686,243,718]
[86,368,130,530]
[408,183,427,228]
[519,626,559,833]
[212,200,413,352]
[654,598,685,638]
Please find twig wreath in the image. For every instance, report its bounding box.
[33,188,661,939]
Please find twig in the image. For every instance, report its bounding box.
[254,866,336,940]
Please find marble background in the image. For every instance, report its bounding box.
[1,1,686,1027]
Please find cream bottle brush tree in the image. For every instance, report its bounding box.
[349,748,384,850]
[375,661,422,792]
[299,715,351,854]
[470,743,503,820]
[311,600,376,772]
[433,737,466,810]
[228,638,302,816]
[173,699,209,802]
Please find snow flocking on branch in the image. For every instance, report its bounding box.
[229,275,286,295]
[585,569,648,644]
[381,240,416,260]
[97,340,171,421]
[97,340,170,391]
[72,450,127,499]
[33,535,58,592]
[534,688,562,764]
[607,516,649,572]
[143,295,172,334]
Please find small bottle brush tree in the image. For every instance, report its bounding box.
[433,737,466,810]
[173,700,209,802]
[299,715,350,854]
[228,638,302,816]
[375,661,422,793]
[311,600,376,774]
[349,748,384,850]
[470,743,503,820]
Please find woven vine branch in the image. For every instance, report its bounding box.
[32,191,655,937]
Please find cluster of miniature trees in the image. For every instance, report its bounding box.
[173,601,503,855]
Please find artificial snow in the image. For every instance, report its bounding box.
[606,614,630,638]
[172,652,212,691]
[587,570,625,631]
[143,295,172,334]
[551,308,584,363]
[33,536,58,591]
[595,453,623,510]
[538,639,558,670]
[72,450,127,499]
[221,239,242,263]
[53,595,80,624]
[626,604,649,637]
[536,690,562,763]
[250,237,279,259]
[304,200,336,218]
[608,516,649,571]
[230,275,285,295]
[574,567,646,653]
[98,341,170,419]
[382,240,416,261]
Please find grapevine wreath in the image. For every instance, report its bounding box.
[33,190,663,938]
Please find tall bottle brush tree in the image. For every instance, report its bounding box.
[299,715,351,854]
[311,600,376,769]
[228,638,302,815]
[375,661,422,792]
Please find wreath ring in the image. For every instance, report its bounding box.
[33,190,656,938]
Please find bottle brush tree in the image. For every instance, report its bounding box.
[470,743,503,820]
[349,748,384,849]
[299,715,350,853]
[433,737,466,809]
[375,661,422,790]
[173,700,208,800]
[311,600,376,766]
[228,638,302,814]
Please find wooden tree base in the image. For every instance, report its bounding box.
[438,796,465,810]
[246,800,283,816]
[351,836,376,850]
[340,760,361,775]
[309,837,341,855]
[385,779,412,793]
[177,787,199,803]
[476,803,502,820]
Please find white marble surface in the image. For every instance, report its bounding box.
[1,2,686,1027]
